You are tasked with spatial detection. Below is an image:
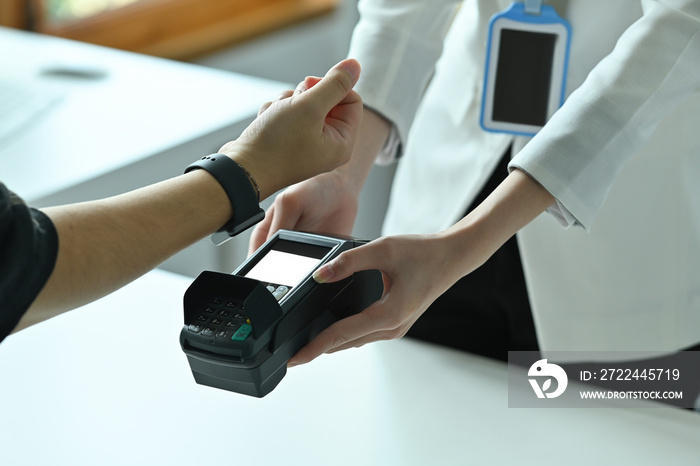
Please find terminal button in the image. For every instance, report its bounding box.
[231,324,253,341]
[272,286,289,301]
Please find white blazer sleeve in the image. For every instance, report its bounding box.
[509,0,700,229]
[347,0,460,159]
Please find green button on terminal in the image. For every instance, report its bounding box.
[231,323,252,341]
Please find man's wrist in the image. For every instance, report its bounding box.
[185,154,265,244]
[217,141,278,201]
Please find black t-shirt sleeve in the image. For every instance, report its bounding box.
[0,183,58,343]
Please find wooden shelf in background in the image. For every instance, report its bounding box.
[25,0,338,60]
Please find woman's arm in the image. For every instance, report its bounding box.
[288,169,554,366]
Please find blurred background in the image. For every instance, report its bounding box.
[0,0,396,276]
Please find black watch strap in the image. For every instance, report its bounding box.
[185,154,265,245]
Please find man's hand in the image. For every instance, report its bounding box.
[248,109,392,253]
[220,59,363,200]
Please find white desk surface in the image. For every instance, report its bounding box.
[1,270,699,465]
[0,26,286,204]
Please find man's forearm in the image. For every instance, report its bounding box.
[13,169,230,332]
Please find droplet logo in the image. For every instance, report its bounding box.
[528,359,568,399]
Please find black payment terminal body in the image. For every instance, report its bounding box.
[180,230,383,397]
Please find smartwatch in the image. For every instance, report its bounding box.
[185,154,265,245]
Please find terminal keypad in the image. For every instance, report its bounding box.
[186,285,291,343]
[187,296,253,342]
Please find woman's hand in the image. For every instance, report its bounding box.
[248,171,359,254]
[287,233,473,367]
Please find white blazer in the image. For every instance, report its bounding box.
[348,0,700,360]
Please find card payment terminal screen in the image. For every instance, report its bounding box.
[244,240,331,289]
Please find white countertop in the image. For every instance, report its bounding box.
[1,270,698,465]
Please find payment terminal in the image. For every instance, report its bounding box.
[180,230,383,397]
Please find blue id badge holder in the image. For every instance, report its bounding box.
[480,1,571,136]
